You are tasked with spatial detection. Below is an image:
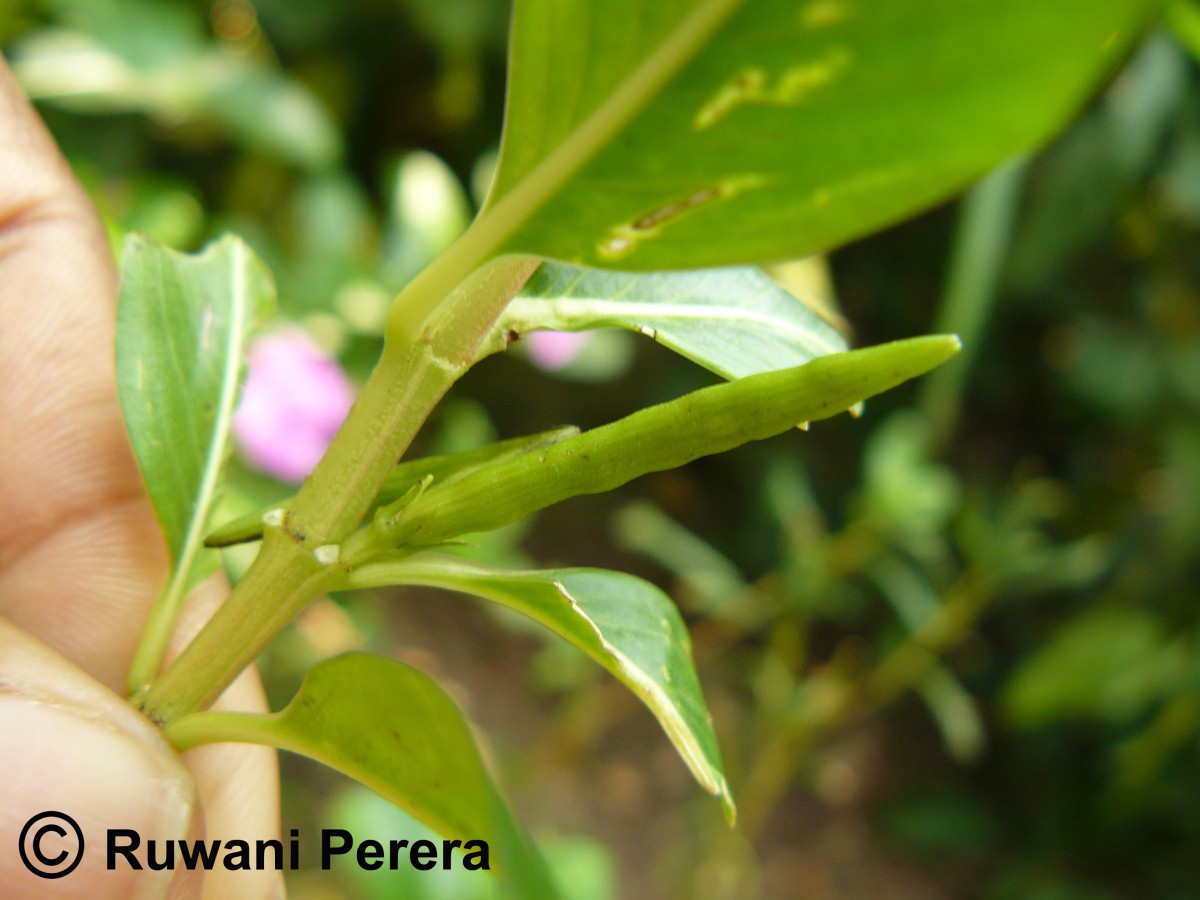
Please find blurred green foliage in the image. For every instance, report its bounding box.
[7,0,1200,897]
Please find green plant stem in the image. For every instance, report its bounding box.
[163,708,289,753]
[860,578,988,703]
[386,0,746,339]
[919,157,1026,445]
[138,339,448,719]
[736,574,990,838]
[139,243,538,723]
[139,0,746,723]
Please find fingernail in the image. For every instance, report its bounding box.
[0,692,195,899]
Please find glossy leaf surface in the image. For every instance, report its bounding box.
[165,653,556,896]
[481,263,848,380]
[487,0,1153,269]
[347,555,736,821]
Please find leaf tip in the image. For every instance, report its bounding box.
[718,785,737,827]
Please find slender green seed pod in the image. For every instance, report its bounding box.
[204,426,579,548]
[385,335,960,547]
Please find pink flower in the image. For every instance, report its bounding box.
[525,330,592,370]
[233,327,356,482]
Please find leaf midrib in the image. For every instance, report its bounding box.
[479,0,747,255]
[385,0,748,342]
[502,296,844,357]
[161,240,248,597]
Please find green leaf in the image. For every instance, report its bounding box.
[384,151,475,287]
[480,263,848,380]
[1167,0,1200,63]
[345,554,736,822]
[358,336,960,549]
[12,0,340,169]
[205,426,580,548]
[866,554,983,762]
[612,500,771,626]
[1002,608,1186,729]
[207,67,342,169]
[117,233,275,691]
[163,653,556,897]
[484,0,1153,269]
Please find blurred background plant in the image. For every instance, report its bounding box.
[6,0,1200,897]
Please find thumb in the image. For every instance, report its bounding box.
[0,617,197,899]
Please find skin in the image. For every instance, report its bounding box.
[0,57,280,898]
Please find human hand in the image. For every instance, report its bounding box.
[0,57,280,899]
